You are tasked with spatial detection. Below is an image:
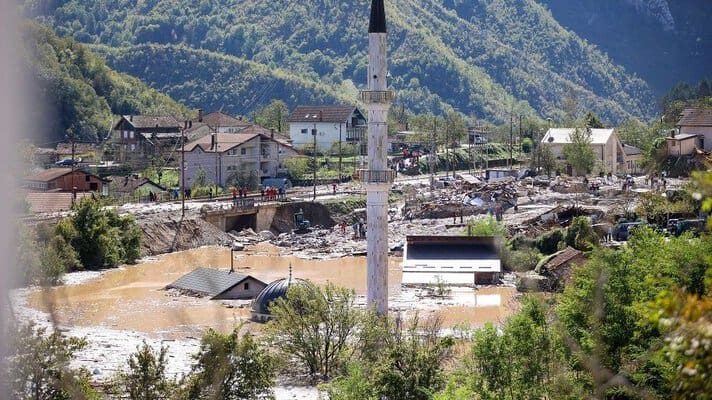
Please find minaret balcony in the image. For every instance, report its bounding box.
[357,169,395,184]
[359,90,395,104]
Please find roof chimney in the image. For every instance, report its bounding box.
[129,115,133,122]
[211,133,216,150]
[369,0,387,33]
[198,109,203,123]
[670,129,676,138]
[270,128,275,139]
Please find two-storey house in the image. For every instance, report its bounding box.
[287,105,367,154]
[181,125,295,188]
[112,115,182,163]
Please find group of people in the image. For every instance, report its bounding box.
[646,172,667,191]
[261,186,283,201]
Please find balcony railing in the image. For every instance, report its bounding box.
[356,169,396,184]
[358,90,395,104]
[346,126,366,142]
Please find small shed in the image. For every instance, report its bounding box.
[535,246,587,291]
[165,267,266,300]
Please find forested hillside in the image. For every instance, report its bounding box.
[23,0,656,125]
[21,22,190,143]
[539,0,711,95]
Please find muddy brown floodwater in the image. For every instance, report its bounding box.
[29,243,517,339]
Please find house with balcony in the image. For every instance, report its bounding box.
[287,105,367,154]
[112,115,183,163]
[181,125,295,188]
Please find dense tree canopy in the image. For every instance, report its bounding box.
[21,22,189,143]
[23,0,656,124]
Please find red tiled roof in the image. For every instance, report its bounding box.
[288,105,362,123]
[200,112,250,128]
[677,108,712,127]
[25,192,93,213]
[184,133,259,153]
[544,246,584,271]
[25,168,72,182]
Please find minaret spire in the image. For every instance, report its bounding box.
[361,0,394,316]
[369,0,387,33]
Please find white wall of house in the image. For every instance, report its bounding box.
[289,122,347,153]
[542,130,623,174]
[679,126,712,151]
[667,138,697,156]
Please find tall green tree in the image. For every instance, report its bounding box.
[184,328,275,400]
[266,283,361,379]
[55,198,142,270]
[120,342,173,400]
[254,100,289,133]
[562,127,596,176]
[6,323,99,400]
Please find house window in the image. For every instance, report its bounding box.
[85,175,90,182]
[123,130,129,139]
[243,282,249,290]
[130,144,136,151]
[90,183,98,191]
[241,148,246,155]
[301,128,308,134]
[671,141,676,147]
[129,131,134,139]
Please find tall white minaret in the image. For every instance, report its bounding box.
[361,0,394,316]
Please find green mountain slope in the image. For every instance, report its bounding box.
[24,0,656,124]
[538,0,711,95]
[21,22,190,143]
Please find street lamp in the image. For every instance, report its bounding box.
[312,111,322,201]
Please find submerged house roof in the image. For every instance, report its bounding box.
[402,236,501,285]
[165,267,264,299]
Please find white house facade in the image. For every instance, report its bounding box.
[287,105,367,153]
[541,128,626,174]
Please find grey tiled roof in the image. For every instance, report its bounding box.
[166,267,261,298]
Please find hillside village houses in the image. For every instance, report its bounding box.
[666,107,712,156]
[540,127,635,174]
[181,124,295,188]
[287,105,367,154]
[112,115,182,163]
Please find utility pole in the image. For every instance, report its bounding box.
[338,122,343,182]
[181,120,186,217]
[430,116,437,188]
[509,115,513,169]
[312,111,321,201]
[519,114,523,168]
[68,129,76,205]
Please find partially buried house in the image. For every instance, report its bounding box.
[401,236,501,285]
[165,267,266,300]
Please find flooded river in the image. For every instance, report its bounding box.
[28,243,517,340]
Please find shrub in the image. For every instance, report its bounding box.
[535,229,564,255]
[564,216,598,251]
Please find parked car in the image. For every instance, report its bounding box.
[613,221,647,241]
[55,158,80,166]
[473,134,488,144]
